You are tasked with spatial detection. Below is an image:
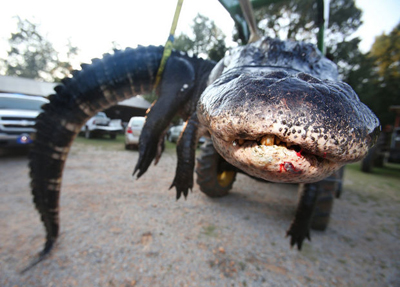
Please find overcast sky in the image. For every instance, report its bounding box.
[0,0,399,66]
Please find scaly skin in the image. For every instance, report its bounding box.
[27,37,379,268]
[28,46,215,267]
[197,37,379,249]
[198,38,379,183]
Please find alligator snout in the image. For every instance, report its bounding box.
[198,70,380,183]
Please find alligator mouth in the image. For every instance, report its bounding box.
[212,133,341,183]
[233,134,304,155]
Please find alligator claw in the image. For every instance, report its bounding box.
[286,222,311,250]
[170,184,191,200]
[170,170,193,200]
[133,143,158,179]
[286,183,318,250]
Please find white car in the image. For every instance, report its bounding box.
[125,116,145,149]
[167,124,184,143]
[167,123,206,145]
[81,112,123,139]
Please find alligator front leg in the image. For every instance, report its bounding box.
[170,112,206,199]
[134,57,195,178]
[286,183,319,250]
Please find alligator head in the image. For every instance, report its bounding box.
[198,37,380,183]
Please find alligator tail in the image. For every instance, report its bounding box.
[28,46,164,261]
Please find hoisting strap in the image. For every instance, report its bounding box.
[153,0,184,92]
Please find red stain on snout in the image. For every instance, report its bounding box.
[279,162,302,174]
[296,149,303,157]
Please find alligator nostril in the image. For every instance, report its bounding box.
[297,72,321,83]
[265,70,289,79]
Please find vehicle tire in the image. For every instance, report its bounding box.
[84,127,92,139]
[310,167,344,231]
[125,143,131,150]
[196,139,237,197]
[361,145,380,173]
[373,153,385,168]
[110,133,117,139]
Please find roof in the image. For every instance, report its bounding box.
[118,96,151,110]
[0,75,56,97]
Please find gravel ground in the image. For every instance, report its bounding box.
[1,142,399,287]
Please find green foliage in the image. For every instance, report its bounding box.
[255,0,320,41]
[250,0,362,78]
[142,92,157,105]
[370,23,400,79]
[253,0,361,43]
[0,16,78,82]
[173,14,227,61]
[328,0,362,38]
[345,23,400,127]
[173,34,194,53]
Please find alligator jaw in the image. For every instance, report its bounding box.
[198,68,380,183]
[211,133,342,183]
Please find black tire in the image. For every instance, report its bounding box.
[361,146,377,173]
[310,167,344,231]
[110,133,117,139]
[84,127,92,139]
[373,153,385,167]
[196,139,237,197]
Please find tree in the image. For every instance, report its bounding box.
[369,23,400,79]
[0,17,78,82]
[253,0,361,43]
[345,23,400,126]
[248,0,362,78]
[174,14,227,61]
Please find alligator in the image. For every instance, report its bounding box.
[28,37,379,265]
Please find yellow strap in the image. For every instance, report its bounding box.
[153,0,184,91]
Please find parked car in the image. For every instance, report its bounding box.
[81,112,123,139]
[167,124,184,143]
[125,116,145,149]
[167,123,206,145]
[0,93,49,148]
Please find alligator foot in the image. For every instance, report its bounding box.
[287,183,319,250]
[169,113,202,200]
[286,220,311,250]
[170,174,193,200]
[133,138,160,179]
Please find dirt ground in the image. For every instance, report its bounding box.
[1,142,399,287]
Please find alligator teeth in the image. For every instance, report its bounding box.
[233,134,295,149]
[260,135,275,146]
